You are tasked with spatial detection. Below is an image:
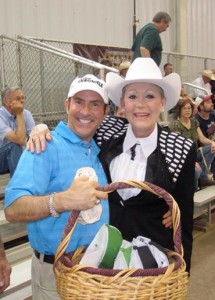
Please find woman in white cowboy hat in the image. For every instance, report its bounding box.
[98,57,196,273]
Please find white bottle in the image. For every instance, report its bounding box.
[75,167,102,224]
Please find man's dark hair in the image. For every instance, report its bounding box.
[153,12,171,23]
[163,63,173,71]
[100,59,113,67]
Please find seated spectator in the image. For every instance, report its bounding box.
[0,86,35,177]
[195,94,215,178]
[163,63,173,76]
[210,69,215,92]
[118,61,131,78]
[114,106,126,119]
[195,94,215,139]
[190,70,215,99]
[169,97,215,189]
[209,69,215,107]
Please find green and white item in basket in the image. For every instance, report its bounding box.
[79,224,123,269]
[113,240,132,269]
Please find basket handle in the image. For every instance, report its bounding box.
[55,180,182,264]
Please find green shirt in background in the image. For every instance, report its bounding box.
[131,23,162,66]
[169,118,199,151]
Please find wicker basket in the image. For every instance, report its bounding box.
[53,180,188,300]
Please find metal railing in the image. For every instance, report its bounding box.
[1,35,215,126]
[0,35,118,127]
[162,51,215,83]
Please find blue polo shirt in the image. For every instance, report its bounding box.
[5,121,109,254]
[0,106,35,147]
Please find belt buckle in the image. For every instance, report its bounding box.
[40,253,45,263]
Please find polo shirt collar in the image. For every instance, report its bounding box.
[55,121,100,154]
[2,106,15,119]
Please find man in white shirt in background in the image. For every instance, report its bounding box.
[190,70,215,99]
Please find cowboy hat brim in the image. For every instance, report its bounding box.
[106,72,181,111]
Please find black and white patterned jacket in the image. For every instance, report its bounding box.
[96,115,196,273]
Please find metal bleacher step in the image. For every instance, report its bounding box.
[0,173,10,196]
[0,204,28,245]
[1,221,27,245]
[6,242,32,266]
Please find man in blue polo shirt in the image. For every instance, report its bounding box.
[4,75,109,300]
[0,86,35,177]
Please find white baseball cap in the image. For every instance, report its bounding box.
[67,74,109,104]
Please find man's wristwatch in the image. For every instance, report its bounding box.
[48,193,60,217]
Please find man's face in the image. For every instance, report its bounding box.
[120,68,129,78]
[4,89,25,113]
[164,65,173,76]
[121,82,166,138]
[159,20,170,32]
[203,99,214,113]
[65,90,108,142]
[202,76,211,84]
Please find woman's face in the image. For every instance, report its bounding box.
[121,82,166,137]
[180,103,193,119]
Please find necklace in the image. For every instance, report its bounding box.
[180,118,191,129]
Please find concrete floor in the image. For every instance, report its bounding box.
[187,219,215,300]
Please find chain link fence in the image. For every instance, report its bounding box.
[0,35,117,128]
[26,39,215,98]
[1,35,215,127]
[161,52,215,96]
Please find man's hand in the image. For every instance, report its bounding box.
[0,254,11,293]
[27,124,51,154]
[10,100,24,116]
[162,210,172,228]
[56,176,108,212]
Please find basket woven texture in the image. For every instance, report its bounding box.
[53,180,188,300]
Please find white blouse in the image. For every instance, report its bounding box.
[110,124,158,200]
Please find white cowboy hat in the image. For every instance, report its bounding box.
[106,57,181,111]
[200,70,215,80]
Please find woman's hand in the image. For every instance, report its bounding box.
[211,141,215,153]
[162,210,172,228]
[27,124,51,154]
[195,162,202,172]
